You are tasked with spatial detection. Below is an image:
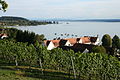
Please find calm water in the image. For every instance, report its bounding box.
[13,21,120,40]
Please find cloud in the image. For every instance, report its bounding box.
[0,0,120,19]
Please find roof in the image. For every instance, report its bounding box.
[44,40,60,47]
[59,39,68,46]
[80,36,98,44]
[44,36,99,49]
[0,33,8,37]
[65,38,77,45]
[80,37,91,43]
[51,40,60,47]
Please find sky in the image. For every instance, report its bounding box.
[0,0,120,19]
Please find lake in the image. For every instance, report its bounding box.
[13,21,120,40]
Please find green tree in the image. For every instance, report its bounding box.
[0,0,8,12]
[112,35,120,49]
[102,34,112,47]
[92,46,106,53]
[34,34,45,44]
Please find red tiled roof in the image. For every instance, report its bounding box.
[80,37,98,44]
[0,33,8,37]
[44,40,60,47]
[65,38,77,45]
[0,34,3,37]
[81,37,91,43]
[51,40,60,47]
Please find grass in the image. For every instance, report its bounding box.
[0,59,77,80]
[0,66,76,80]
[0,69,42,80]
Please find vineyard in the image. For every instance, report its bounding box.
[0,39,120,80]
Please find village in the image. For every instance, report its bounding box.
[44,36,100,53]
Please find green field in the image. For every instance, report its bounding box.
[0,69,42,80]
[0,66,75,80]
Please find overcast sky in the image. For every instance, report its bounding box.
[0,0,120,19]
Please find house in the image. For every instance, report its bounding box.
[44,40,60,50]
[44,39,71,50]
[90,37,100,45]
[0,33,8,39]
[59,39,71,46]
[65,38,77,46]
[46,41,55,50]
[44,36,100,51]
[77,36,100,45]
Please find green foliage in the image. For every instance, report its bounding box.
[92,45,106,53]
[16,30,45,44]
[77,53,120,80]
[112,35,120,49]
[0,28,45,44]
[7,28,18,39]
[34,34,45,44]
[102,34,112,47]
[0,0,8,12]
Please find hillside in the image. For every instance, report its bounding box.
[0,16,29,22]
[0,16,52,26]
[0,69,42,80]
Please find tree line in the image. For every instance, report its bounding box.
[0,28,45,44]
[91,34,120,60]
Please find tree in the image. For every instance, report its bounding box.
[92,46,106,53]
[0,0,8,12]
[102,34,112,47]
[34,34,45,44]
[112,35,120,49]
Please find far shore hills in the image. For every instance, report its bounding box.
[0,16,54,26]
[0,16,120,27]
[45,18,120,22]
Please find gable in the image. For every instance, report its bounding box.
[47,41,55,50]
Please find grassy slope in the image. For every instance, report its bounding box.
[0,59,75,80]
[0,66,75,80]
[0,69,42,80]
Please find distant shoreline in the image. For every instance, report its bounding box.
[35,19,120,22]
[0,16,55,27]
